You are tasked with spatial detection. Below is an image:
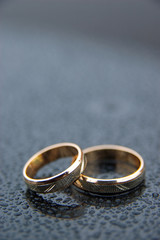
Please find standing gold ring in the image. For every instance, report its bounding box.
[74,145,145,194]
[23,143,84,193]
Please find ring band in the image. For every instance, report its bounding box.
[74,145,145,194]
[23,143,84,193]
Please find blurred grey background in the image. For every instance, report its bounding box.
[0,1,160,240]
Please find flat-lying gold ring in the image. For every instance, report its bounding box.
[23,143,84,193]
[74,145,145,194]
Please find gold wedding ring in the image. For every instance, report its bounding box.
[74,145,145,194]
[23,143,84,193]
[23,143,145,195]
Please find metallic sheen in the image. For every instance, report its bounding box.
[74,145,145,194]
[23,143,84,193]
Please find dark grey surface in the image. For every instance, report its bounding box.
[0,1,160,239]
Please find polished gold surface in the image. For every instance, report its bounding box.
[23,143,84,193]
[74,145,145,194]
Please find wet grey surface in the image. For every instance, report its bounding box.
[0,1,160,239]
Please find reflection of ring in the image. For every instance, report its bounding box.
[23,143,84,193]
[25,190,85,219]
[74,145,145,194]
